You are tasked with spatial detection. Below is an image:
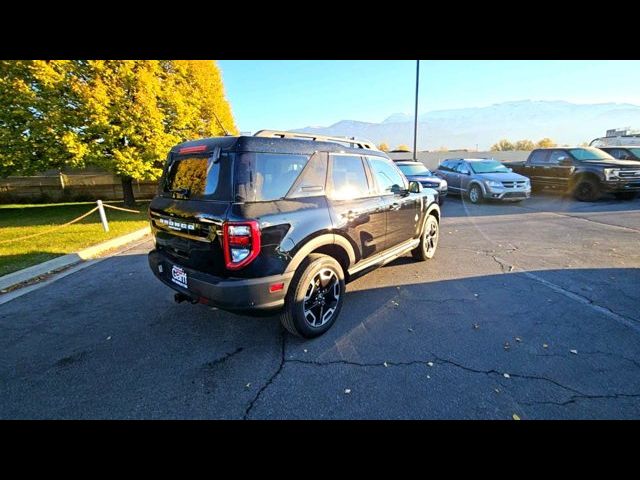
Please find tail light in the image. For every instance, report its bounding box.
[222,221,261,270]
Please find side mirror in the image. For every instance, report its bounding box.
[508,167,513,172]
[408,181,423,194]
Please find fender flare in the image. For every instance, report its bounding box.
[284,233,356,274]
[468,180,486,196]
[418,202,441,236]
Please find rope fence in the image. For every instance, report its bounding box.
[0,200,142,245]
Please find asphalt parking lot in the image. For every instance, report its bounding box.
[1,191,639,419]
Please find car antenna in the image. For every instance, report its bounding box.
[212,110,230,136]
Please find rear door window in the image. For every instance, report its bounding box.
[548,150,567,164]
[529,150,549,164]
[328,154,371,200]
[234,152,309,202]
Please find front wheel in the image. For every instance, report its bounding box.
[614,192,638,201]
[573,178,601,202]
[412,214,439,261]
[280,254,345,338]
[468,184,483,204]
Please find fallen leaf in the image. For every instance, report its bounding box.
[427,362,434,367]
[515,337,522,343]
[473,323,480,329]
[474,293,479,297]
[504,342,511,350]
[494,388,500,393]
[570,349,578,355]
[512,413,521,421]
[426,375,431,379]
[303,349,308,353]
[383,362,389,367]
[344,389,351,394]
[503,373,511,379]
[245,383,251,388]
[106,336,111,341]
[408,328,414,333]
[543,343,549,348]
[508,265,514,272]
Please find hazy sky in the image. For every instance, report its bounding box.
[218,60,640,133]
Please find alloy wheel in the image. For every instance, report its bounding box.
[303,268,341,328]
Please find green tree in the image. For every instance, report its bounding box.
[491,139,515,151]
[0,60,237,206]
[0,60,86,177]
[514,139,535,151]
[378,142,389,152]
[536,138,557,148]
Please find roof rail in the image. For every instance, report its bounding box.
[253,130,379,151]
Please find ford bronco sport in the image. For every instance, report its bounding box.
[148,131,441,338]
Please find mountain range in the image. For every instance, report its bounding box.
[292,100,640,150]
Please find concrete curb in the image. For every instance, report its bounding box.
[0,226,151,292]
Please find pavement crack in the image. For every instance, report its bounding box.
[289,354,586,396]
[243,330,286,419]
[204,347,243,368]
[520,392,640,407]
[536,350,640,370]
[513,205,640,234]
[519,270,640,332]
[490,254,513,273]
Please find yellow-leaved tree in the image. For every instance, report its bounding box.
[0,60,237,206]
[0,60,86,177]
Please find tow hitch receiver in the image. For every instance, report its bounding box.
[174,292,197,304]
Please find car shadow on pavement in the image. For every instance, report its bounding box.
[2,252,638,419]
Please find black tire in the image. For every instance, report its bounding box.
[468,184,483,204]
[412,214,439,261]
[573,178,601,202]
[279,253,345,338]
[614,192,637,201]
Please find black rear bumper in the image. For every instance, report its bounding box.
[148,249,293,313]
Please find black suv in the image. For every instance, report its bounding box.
[148,131,441,338]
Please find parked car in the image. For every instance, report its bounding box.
[394,160,448,205]
[434,158,531,204]
[147,131,441,338]
[504,147,640,201]
[599,146,640,162]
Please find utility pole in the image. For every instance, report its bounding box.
[412,60,420,161]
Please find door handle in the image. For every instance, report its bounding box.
[390,203,401,211]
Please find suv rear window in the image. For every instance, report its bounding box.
[235,152,310,202]
[164,151,233,200]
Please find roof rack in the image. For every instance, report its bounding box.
[253,130,379,151]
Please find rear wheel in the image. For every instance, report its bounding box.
[412,214,439,261]
[280,254,345,338]
[573,178,601,202]
[614,192,637,201]
[468,184,483,204]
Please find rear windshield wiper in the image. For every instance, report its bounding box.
[168,188,190,197]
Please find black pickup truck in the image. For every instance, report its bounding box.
[504,147,640,201]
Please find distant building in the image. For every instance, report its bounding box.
[606,127,640,137]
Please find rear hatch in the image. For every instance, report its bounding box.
[150,146,233,276]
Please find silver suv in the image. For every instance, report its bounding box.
[435,158,531,204]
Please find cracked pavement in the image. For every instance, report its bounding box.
[1,192,639,419]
